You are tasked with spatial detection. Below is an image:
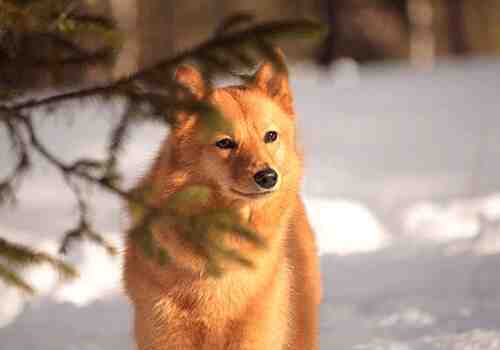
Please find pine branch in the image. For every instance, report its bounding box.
[128,186,265,273]
[104,103,134,184]
[1,109,124,255]
[0,237,77,278]
[0,262,34,294]
[8,19,324,112]
[58,176,117,256]
[0,111,30,204]
[0,236,78,295]
[5,46,114,68]
[0,15,326,290]
[59,218,117,256]
[214,12,256,37]
[0,0,116,42]
[0,0,119,86]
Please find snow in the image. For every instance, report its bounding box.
[1,59,500,349]
[53,234,123,306]
[402,194,500,244]
[0,284,24,329]
[304,198,389,255]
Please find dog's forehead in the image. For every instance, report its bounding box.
[209,87,284,125]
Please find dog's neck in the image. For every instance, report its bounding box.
[213,184,295,237]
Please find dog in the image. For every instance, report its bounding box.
[124,51,321,349]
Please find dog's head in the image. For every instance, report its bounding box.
[169,55,302,203]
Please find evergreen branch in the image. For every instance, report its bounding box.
[59,218,117,256]
[104,104,133,183]
[0,0,115,38]
[15,109,130,200]
[0,262,34,294]
[213,241,254,268]
[35,32,90,57]
[3,110,255,281]
[0,237,77,279]
[0,16,325,291]
[3,112,125,257]
[224,48,257,72]
[1,46,114,71]
[33,47,113,67]
[214,12,256,37]
[127,185,266,275]
[0,116,30,204]
[0,0,118,81]
[145,19,324,76]
[82,229,118,255]
[58,177,90,253]
[59,176,117,256]
[8,19,324,112]
[3,110,250,279]
[0,149,29,205]
[11,85,121,111]
[66,14,116,32]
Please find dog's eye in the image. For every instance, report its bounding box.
[215,138,236,149]
[264,131,278,143]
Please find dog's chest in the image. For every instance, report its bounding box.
[153,260,291,349]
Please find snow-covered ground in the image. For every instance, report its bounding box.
[1,59,500,349]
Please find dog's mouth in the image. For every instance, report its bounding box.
[230,188,274,198]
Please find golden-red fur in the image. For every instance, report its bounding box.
[124,57,321,349]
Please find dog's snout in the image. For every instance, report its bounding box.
[254,168,278,189]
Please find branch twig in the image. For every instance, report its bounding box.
[9,19,323,112]
[0,17,324,291]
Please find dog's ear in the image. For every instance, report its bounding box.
[254,49,294,115]
[174,65,207,100]
[172,65,208,128]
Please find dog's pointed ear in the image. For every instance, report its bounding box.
[174,65,207,100]
[172,65,208,128]
[254,49,294,115]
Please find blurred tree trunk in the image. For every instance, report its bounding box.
[318,0,408,64]
[136,1,175,69]
[407,0,435,67]
[446,0,468,55]
[109,0,177,78]
[317,0,340,65]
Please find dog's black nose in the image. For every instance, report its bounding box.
[254,168,278,189]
